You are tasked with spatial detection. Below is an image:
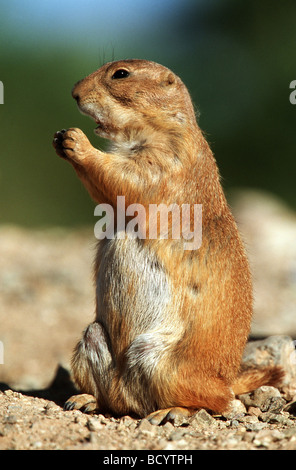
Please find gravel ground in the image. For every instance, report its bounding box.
[0,189,296,451]
[0,385,296,451]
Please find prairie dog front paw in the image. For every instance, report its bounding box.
[53,127,93,164]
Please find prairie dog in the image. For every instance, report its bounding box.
[53,59,283,424]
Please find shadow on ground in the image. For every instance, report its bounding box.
[0,365,78,408]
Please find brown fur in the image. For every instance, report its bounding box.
[53,59,284,423]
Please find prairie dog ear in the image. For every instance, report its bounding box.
[160,71,176,87]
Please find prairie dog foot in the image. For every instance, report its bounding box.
[146,407,194,426]
[64,393,98,413]
[52,128,94,163]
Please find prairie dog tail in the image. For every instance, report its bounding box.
[232,366,285,396]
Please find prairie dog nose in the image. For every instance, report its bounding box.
[72,79,83,102]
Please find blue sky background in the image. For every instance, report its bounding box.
[2,0,185,32]
[1,0,204,71]
[1,0,195,51]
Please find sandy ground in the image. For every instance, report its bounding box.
[0,189,296,451]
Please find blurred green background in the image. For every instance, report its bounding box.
[1,0,295,227]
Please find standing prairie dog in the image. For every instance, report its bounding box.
[53,59,283,424]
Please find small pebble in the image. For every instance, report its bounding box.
[222,399,246,419]
[190,409,218,429]
[87,417,103,432]
[239,386,281,410]
[169,429,186,441]
[248,406,262,417]
[4,415,18,424]
[136,418,157,436]
[260,412,294,425]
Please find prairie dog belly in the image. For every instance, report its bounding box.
[95,234,176,349]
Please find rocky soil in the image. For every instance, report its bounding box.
[0,384,296,451]
[0,189,296,451]
[1,341,296,451]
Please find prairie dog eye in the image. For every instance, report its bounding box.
[112,69,130,79]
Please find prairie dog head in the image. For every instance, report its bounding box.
[72,59,196,143]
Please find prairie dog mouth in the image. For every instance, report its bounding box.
[77,102,103,124]
[89,112,115,139]
[95,118,103,129]
[77,103,109,135]
[94,119,109,137]
[76,101,121,140]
